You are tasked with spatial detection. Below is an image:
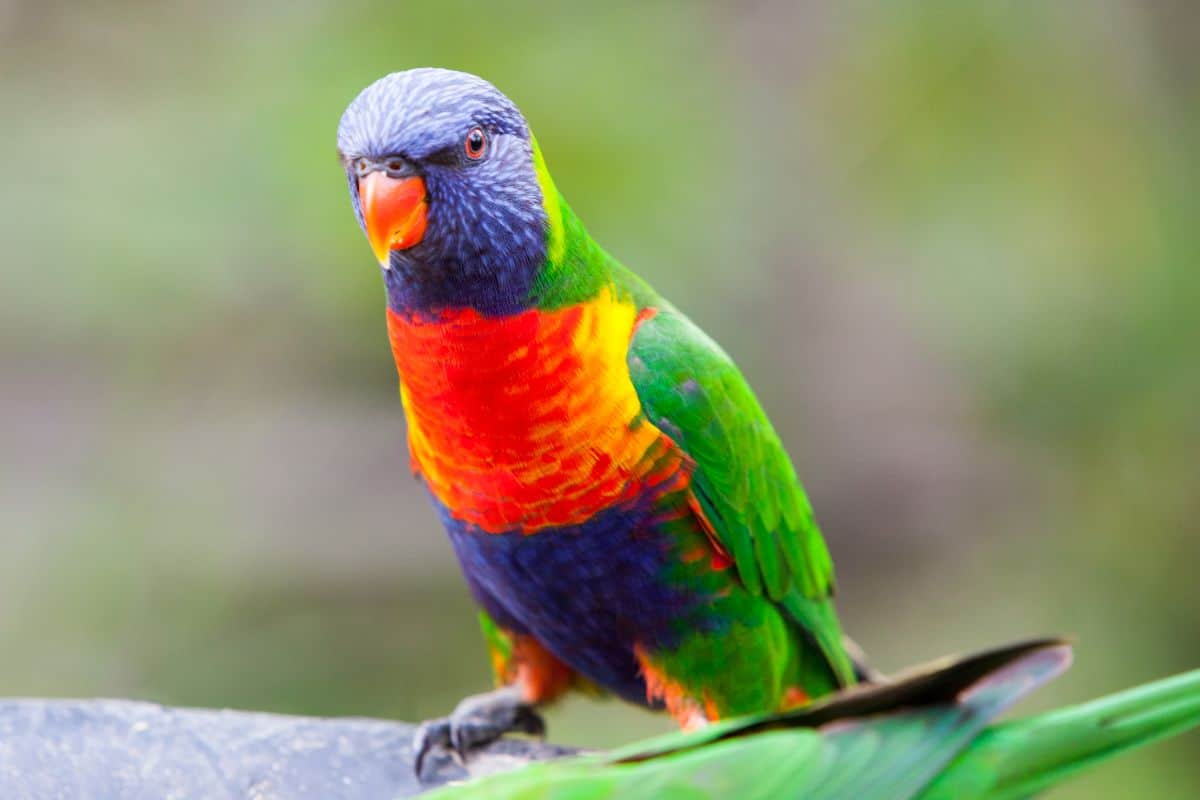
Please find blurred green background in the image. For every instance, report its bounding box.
[1,1,1197,796]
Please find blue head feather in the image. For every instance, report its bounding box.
[337,68,549,316]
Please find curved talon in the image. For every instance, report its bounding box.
[412,717,452,780]
[412,687,548,781]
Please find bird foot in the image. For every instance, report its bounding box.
[413,686,546,781]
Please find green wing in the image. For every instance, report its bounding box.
[922,663,1200,799]
[426,641,1077,800]
[429,719,965,800]
[626,306,854,684]
[626,307,832,601]
[427,640,1200,800]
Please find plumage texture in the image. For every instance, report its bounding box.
[421,641,1200,799]
[338,68,856,725]
[628,309,834,603]
[387,290,681,533]
[339,69,547,315]
[923,664,1200,799]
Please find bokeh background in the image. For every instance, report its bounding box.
[2,1,1197,796]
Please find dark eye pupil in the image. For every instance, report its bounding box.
[468,131,484,154]
[386,159,404,172]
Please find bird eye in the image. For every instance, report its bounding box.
[464,127,487,160]
[385,158,407,174]
[354,157,372,177]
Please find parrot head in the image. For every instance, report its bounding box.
[337,68,553,314]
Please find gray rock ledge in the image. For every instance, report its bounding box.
[0,699,579,799]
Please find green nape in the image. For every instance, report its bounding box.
[421,645,1200,800]
[526,136,656,312]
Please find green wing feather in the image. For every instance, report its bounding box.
[624,309,830,604]
[921,665,1200,799]
[626,308,832,602]
[625,306,854,685]
[428,640,1200,799]
[426,640,1088,800]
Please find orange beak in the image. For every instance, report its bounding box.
[358,171,428,267]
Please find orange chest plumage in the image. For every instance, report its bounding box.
[386,289,686,534]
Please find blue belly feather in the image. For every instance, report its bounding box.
[433,490,724,706]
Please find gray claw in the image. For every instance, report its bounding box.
[412,687,547,782]
[412,717,455,781]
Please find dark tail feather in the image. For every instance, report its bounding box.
[618,637,1070,764]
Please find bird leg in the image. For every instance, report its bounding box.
[413,685,546,780]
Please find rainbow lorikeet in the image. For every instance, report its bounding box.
[424,640,1200,799]
[337,67,861,768]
